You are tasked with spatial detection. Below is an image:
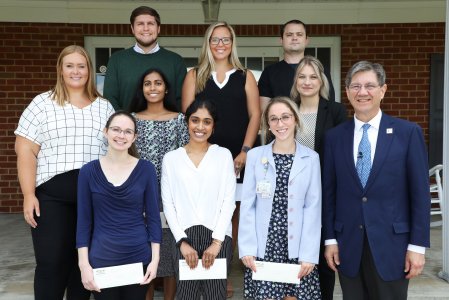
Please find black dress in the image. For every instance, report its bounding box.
[196,69,249,183]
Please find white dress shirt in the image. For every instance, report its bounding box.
[325,109,425,254]
[133,42,160,54]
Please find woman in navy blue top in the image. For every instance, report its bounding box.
[76,111,162,300]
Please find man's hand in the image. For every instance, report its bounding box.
[404,250,425,279]
[324,244,340,272]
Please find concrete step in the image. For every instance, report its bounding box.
[1,214,448,299]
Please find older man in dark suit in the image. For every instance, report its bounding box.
[322,61,430,300]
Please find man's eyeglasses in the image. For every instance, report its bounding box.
[108,126,135,137]
[348,83,380,92]
[268,114,293,125]
[209,37,232,45]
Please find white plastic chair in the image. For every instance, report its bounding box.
[429,164,443,227]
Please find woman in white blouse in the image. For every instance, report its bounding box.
[14,45,114,300]
[161,98,236,300]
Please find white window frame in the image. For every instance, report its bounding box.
[85,35,341,102]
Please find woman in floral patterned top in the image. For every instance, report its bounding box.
[128,68,189,300]
[239,97,322,300]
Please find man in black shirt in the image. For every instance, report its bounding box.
[258,20,335,112]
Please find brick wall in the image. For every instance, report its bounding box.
[0,22,444,212]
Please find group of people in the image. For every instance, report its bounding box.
[14,4,430,300]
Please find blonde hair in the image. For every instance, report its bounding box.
[290,55,330,103]
[195,21,245,94]
[50,45,101,106]
[261,96,301,145]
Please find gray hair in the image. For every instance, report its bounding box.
[345,61,386,88]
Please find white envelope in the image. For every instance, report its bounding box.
[179,258,227,280]
[93,262,144,289]
[160,212,169,229]
[252,261,301,284]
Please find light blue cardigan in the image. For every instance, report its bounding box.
[238,140,322,264]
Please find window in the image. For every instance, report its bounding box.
[85,35,341,101]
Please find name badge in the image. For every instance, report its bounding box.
[256,180,271,199]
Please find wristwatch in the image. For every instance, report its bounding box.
[241,146,251,153]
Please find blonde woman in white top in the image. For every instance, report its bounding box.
[162,98,236,300]
[14,45,114,300]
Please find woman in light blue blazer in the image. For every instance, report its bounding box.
[239,96,322,300]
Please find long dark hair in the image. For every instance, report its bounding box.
[105,110,139,158]
[127,68,177,113]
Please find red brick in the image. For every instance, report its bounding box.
[1,200,18,207]
[0,21,443,212]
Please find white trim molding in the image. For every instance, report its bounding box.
[0,0,445,24]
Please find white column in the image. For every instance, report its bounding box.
[439,0,449,283]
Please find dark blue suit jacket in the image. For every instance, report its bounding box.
[322,113,430,281]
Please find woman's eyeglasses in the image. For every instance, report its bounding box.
[209,37,232,45]
[108,126,135,137]
[268,114,293,125]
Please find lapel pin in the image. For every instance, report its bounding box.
[386,128,393,134]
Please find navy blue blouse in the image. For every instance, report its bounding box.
[76,159,162,268]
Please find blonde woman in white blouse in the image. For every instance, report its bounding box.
[162,98,236,300]
[14,45,114,300]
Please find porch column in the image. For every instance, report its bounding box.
[439,0,449,283]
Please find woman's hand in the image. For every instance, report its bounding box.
[180,242,198,269]
[298,261,315,279]
[241,255,257,272]
[141,260,159,284]
[23,194,40,228]
[202,240,221,269]
[234,152,247,176]
[79,263,100,292]
[15,136,40,228]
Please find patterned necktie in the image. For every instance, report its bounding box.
[356,124,371,187]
